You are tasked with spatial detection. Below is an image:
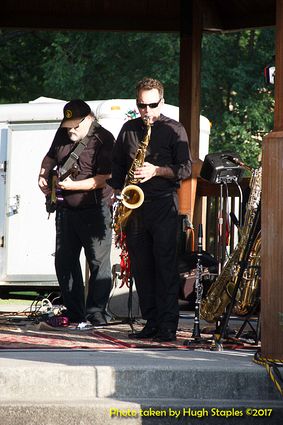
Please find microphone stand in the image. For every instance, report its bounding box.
[184,224,211,346]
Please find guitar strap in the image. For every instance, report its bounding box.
[45,120,102,215]
[59,120,101,177]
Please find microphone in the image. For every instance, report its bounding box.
[226,155,245,167]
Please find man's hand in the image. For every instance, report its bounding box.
[38,155,56,195]
[57,176,74,191]
[134,162,157,183]
[38,175,51,195]
[57,174,111,191]
[134,162,175,182]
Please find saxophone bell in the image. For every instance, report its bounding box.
[121,184,144,209]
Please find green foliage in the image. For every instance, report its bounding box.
[41,32,180,104]
[0,30,180,104]
[0,30,52,103]
[201,29,275,167]
[0,28,275,166]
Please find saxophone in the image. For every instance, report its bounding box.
[113,116,151,233]
[200,166,262,323]
[233,230,261,316]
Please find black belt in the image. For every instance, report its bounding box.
[143,192,173,203]
[57,203,98,211]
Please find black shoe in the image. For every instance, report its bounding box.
[129,325,158,339]
[87,311,107,326]
[153,329,176,342]
[63,311,85,324]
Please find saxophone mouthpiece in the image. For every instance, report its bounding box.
[143,115,150,125]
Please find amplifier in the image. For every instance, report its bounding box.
[200,152,245,183]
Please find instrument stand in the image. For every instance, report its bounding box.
[211,205,261,351]
[235,305,261,344]
[109,264,137,330]
[217,182,225,273]
[217,176,242,272]
[126,275,136,332]
[184,224,211,347]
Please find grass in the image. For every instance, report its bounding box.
[0,291,46,304]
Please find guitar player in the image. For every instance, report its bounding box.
[38,99,115,327]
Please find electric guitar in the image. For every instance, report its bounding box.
[45,164,79,216]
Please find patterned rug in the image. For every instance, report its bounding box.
[0,314,260,351]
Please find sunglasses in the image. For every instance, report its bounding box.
[70,117,86,130]
[137,98,162,109]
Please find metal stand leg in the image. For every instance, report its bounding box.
[108,264,137,328]
[184,224,212,347]
[235,304,261,345]
[218,183,224,274]
[126,275,136,332]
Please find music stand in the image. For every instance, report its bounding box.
[200,152,245,271]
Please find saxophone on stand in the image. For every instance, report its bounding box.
[113,116,152,234]
[200,166,262,323]
[233,229,261,316]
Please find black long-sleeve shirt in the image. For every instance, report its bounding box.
[110,114,192,198]
[47,122,114,208]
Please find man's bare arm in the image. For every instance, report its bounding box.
[38,156,57,195]
[57,174,111,191]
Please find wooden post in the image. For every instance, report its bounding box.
[178,0,203,246]
[261,0,283,358]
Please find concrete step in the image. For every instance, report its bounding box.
[0,349,282,425]
[0,351,281,402]
[1,363,279,402]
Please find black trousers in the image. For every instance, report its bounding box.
[125,194,180,332]
[55,202,112,322]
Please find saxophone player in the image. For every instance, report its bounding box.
[110,78,192,341]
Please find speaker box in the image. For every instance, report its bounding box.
[200,152,245,183]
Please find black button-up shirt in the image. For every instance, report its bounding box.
[111,114,192,198]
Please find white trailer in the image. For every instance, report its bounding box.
[0,98,210,298]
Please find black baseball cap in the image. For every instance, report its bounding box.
[61,99,91,128]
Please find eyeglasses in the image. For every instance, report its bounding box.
[137,98,162,109]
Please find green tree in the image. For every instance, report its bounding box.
[0,28,275,167]
[0,30,52,103]
[42,32,180,104]
[201,29,275,167]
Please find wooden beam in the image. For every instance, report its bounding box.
[0,0,276,31]
[177,0,202,232]
[202,0,275,32]
[261,0,283,358]
[0,0,180,32]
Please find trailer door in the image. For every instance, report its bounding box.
[2,123,59,284]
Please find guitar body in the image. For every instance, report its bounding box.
[45,164,79,215]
